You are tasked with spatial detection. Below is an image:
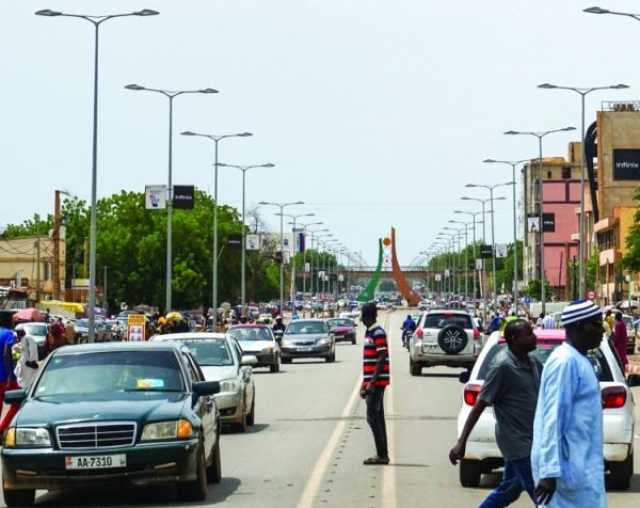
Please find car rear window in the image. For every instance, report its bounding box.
[477,343,613,382]
[285,321,328,334]
[423,313,472,330]
[229,327,272,342]
[328,319,353,327]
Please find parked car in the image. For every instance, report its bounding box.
[228,324,281,373]
[455,329,637,490]
[152,333,256,432]
[280,319,336,363]
[1,342,222,506]
[73,319,108,343]
[326,318,357,345]
[14,322,48,360]
[409,310,482,375]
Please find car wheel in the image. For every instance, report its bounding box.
[206,439,222,484]
[438,324,468,355]
[325,352,336,363]
[246,395,255,426]
[177,446,208,501]
[3,488,35,507]
[606,451,633,490]
[410,359,421,376]
[235,401,248,433]
[351,337,356,345]
[459,459,482,488]
[282,357,292,364]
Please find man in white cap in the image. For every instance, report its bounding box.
[531,300,606,507]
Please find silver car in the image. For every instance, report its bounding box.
[14,322,48,359]
[280,319,336,363]
[152,333,257,432]
[228,325,281,373]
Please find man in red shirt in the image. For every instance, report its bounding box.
[360,302,390,465]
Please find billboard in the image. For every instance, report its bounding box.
[145,185,167,210]
[613,149,640,180]
[173,185,195,209]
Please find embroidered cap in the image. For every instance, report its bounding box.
[560,300,602,327]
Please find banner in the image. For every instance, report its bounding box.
[304,262,311,273]
[495,244,508,258]
[228,234,242,250]
[613,149,640,180]
[475,258,483,270]
[527,216,540,233]
[480,244,493,258]
[173,185,195,209]
[246,234,260,251]
[542,213,555,233]
[127,314,146,342]
[145,185,167,210]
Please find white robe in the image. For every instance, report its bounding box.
[531,342,606,507]
[15,335,39,390]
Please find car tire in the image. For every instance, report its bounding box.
[177,447,208,501]
[282,357,292,364]
[3,488,35,508]
[438,325,468,355]
[606,451,633,490]
[459,459,482,488]
[351,336,356,345]
[325,352,336,363]
[410,359,422,376]
[246,396,255,426]
[207,439,222,484]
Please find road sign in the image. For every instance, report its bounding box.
[127,314,146,342]
[145,185,167,209]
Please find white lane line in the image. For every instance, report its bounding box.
[382,383,397,508]
[296,375,362,508]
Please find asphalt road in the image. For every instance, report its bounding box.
[2,310,639,507]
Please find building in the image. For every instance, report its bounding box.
[0,235,66,301]
[522,151,581,300]
[589,102,640,304]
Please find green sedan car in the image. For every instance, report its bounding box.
[1,342,222,507]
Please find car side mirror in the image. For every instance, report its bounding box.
[628,374,640,387]
[193,381,220,396]
[458,370,470,384]
[5,389,27,405]
[241,355,258,367]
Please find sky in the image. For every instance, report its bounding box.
[2,1,640,265]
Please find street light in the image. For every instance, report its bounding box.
[278,212,315,304]
[180,131,253,318]
[454,209,485,299]
[483,158,530,306]
[259,201,304,311]
[289,221,323,296]
[537,83,628,298]
[36,8,159,341]
[449,220,472,300]
[314,233,334,297]
[504,127,576,313]
[125,85,218,312]
[584,6,640,21]
[443,226,465,297]
[218,163,275,307]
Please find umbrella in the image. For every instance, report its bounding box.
[12,308,45,322]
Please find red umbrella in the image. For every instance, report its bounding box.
[12,308,45,322]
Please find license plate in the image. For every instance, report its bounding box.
[297,346,313,352]
[422,344,439,353]
[65,454,126,470]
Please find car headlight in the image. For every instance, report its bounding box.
[141,419,193,441]
[281,339,293,347]
[5,427,52,448]
[317,337,331,346]
[220,379,240,393]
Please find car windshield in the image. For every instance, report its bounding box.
[285,321,327,334]
[424,313,472,329]
[477,342,613,382]
[33,351,184,397]
[228,327,272,342]
[22,324,47,336]
[328,319,352,328]
[179,339,233,366]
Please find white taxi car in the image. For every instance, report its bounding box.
[455,329,637,490]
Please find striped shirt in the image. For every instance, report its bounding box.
[363,323,390,388]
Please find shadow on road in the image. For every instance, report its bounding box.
[222,423,270,435]
[419,372,462,379]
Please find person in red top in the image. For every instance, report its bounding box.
[360,302,390,465]
[613,311,629,370]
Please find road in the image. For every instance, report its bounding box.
[2,310,639,507]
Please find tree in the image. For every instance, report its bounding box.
[623,187,640,272]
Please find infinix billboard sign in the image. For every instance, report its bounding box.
[613,149,640,180]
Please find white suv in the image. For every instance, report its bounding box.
[409,309,482,375]
[455,329,636,490]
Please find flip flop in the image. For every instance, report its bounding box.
[363,456,390,465]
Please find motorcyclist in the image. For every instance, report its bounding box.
[401,314,416,347]
[272,316,286,335]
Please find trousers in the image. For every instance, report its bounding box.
[365,386,388,458]
[479,456,536,508]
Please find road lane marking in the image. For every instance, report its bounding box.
[296,374,362,508]
[382,382,397,508]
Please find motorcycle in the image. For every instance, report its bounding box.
[401,328,413,350]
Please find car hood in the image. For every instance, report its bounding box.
[16,392,189,427]
[200,365,238,382]
[237,340,273,352]
[282,333,328,342]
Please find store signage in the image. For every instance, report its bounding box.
[613,149,640,180]
[542,213,555,233]
[173,185,195,209]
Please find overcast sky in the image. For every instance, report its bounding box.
[2,1,639,264]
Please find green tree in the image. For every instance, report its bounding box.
[623,187,640,272]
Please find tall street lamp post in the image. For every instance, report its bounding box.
[482,158,529,307]
[314,233,334,298]
[276,212,315,306]
[219,163,275,306]
[181,131,252,319]
[449,220,472,300]
[125,84,218,313]
[454,210,483,298]
[259,201,304,312]
[505,127,576,314]
[537,82,628,298]
[36,8,159,341]
[289,222,324,296]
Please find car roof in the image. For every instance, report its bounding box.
[288,319,325,323]
[53,341,183,355]
[230,324,268,329]
[425,309,471,316]
[152,332,228,341]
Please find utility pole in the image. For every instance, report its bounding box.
[35,239,41,302]
[52,190,62,300]
[103,266,108,315]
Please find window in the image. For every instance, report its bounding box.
[424,313,473,330]
[562,166,571,179]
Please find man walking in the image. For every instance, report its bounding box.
[449,319,540,506]
[360,302,390,465]
[532,300,606,507]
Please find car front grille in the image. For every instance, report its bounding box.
[56,422,137,450]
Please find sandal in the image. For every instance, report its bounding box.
[363,456,390,465]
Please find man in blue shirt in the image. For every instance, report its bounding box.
[0,311,16,407]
